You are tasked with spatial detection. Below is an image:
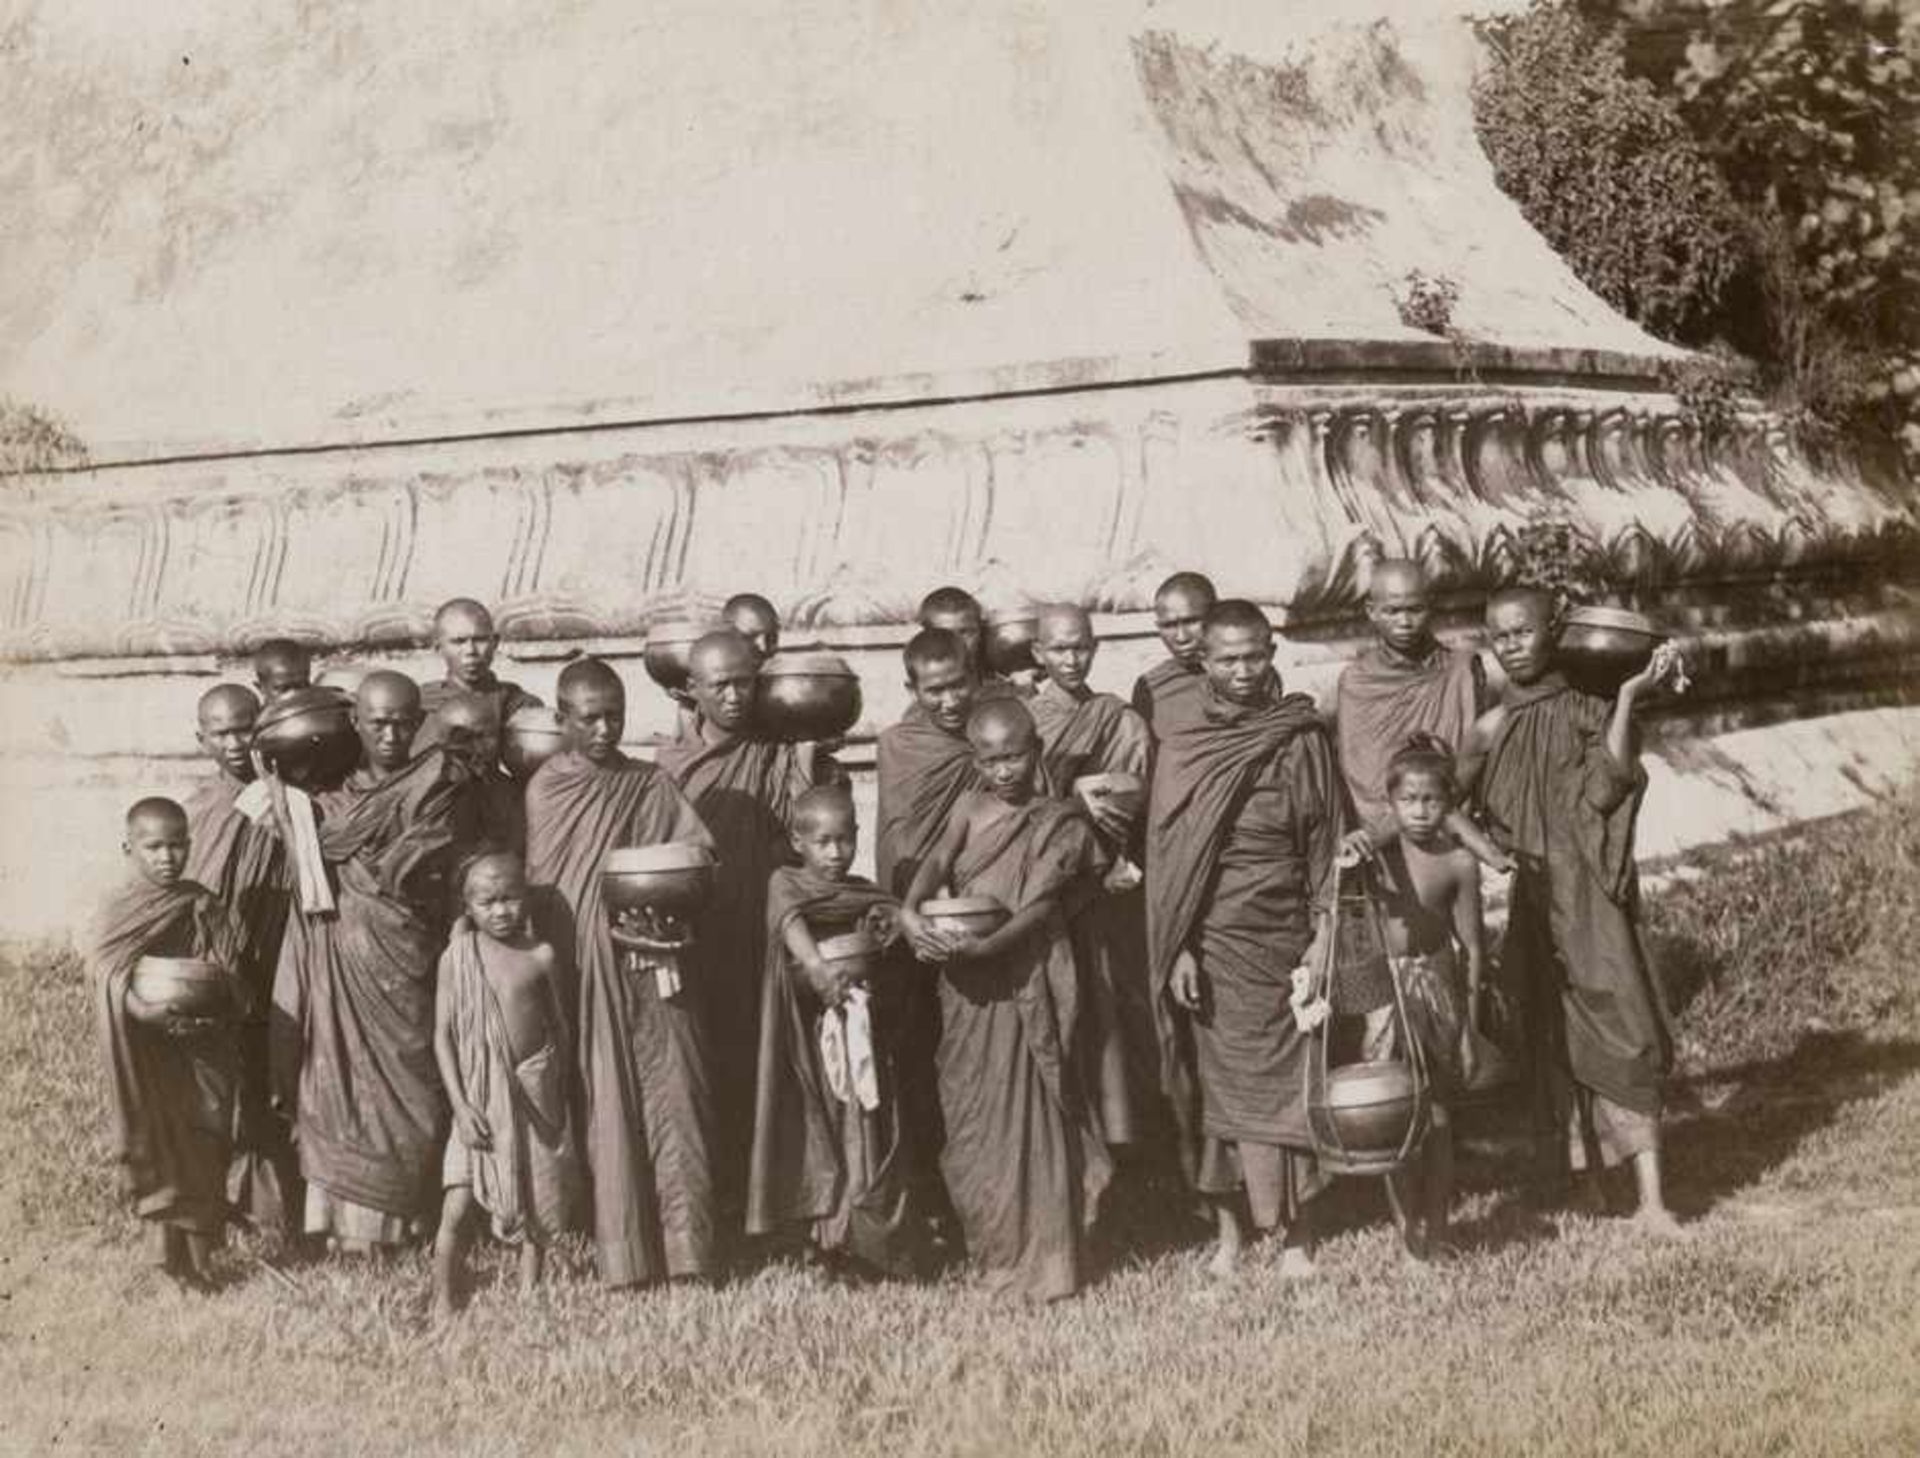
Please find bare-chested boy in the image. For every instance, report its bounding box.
[523,657,719,1284]
[183,684,301,1236]
[1130,572,1216,733]
[1028,603,1154,1150]
[722,592,782,665]
[91,797,246,1289]
[898,700,1111,1300]
[432,850,583,1321]
[252,639,313,704]
[747,786,918,1275]
[1464,587,1685,1234]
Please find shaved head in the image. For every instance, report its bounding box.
[1154,571,1217,606]
[126,796,189,836]
[356,670,422,717]
[1036,602,1093,643]
[1366,558,1427,603]
[722,593,781,663]
[1035,602,1098,695]
[197,682,260,728]
[124,796,190,884]
[1486,585,1555,622]
[1365,558,1436,656]
[253,638,312,701]
[689,629,758,681]
[966,697,1038,750]
[918,586,983,624]
[1202,599,1273,641]
[791,783,856,835]
[433,597,495,637]
[903,627,971,686]
[355,671,423,774]
[196,683,261,780]
[557,657,626,761]
[1153,572,1218,668]
[557,656,625,707]
[687,629,759,733]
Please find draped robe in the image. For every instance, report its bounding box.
[184,771,301,1230]
[938,793,1111,1301]
[1129,657,1205,735]
[1474,676,1671,1169]
[1143,680,1339,1199]
[1333,641,1482,840]
[745,867,917,1273]
[875,706,984,900]
[273,750,461,1235]
[91,876,246,1233]
[655,727,817,1215]
[1029,681,1153,1147]
[523,748,718,1283]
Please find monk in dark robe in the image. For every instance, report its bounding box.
[899,700,1111,1301]
[272,671,458,1251]
[1028,603,1154,1150]
[418,598,542,750]
[253,638,313,705]
[183,684,301,1236]
[722,592,782,665]
[656,629,824,1223]
[438,694,527,857]
[746,787,918,1275]
[1335,559,1506,865]
[92,798,247,1288]
[1464,587,1684,1235]
[1130,572,1216,733]
[1146,600,1342,1279]
[523,657,720,1284]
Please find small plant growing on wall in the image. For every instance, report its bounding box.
[1392,270,1461,337]
[0,399,88,477]
[1513,512,1612,622]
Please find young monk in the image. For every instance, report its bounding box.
[431,851,583,1321]
[252,639,313,704]
[722,592,782,665]
[418,598,542,746]
[272,671,457,1254]
[1028,603,1154,1150]
[1365,736,1486,1258]
[1130,572,1216,732]
[439,695,526,857]
[1464,587,1685,1234]
[523,657,720,1285]
[898,700,1112,1301]
[91,797,246,1289]
[1335,559,1509,868]
[746,786,919,1275]
[1146,601,1342,1279]
[656,628,825,1224]
[183,684,301,1237]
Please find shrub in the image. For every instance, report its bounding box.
[0,398,88,476]
[1473,2,1749,345]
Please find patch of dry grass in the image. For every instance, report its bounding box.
[4,802,1919,1455]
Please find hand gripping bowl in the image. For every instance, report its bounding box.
[1072,771,1146,823]
[600,843,717,921]
[1557,605,1665,695]
[815,928,884,985]
[642,620,719,694]
[984,608,1040,676]
[920,896,1010,940]
[252,685,359,788]
[503,705,567,780]
[756,650,862,742]
[130,956,233,1019]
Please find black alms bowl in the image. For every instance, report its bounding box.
[252,685,359,787]
[756,651,862,741]
[1558,605,1664,695]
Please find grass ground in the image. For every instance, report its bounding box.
[3,802,1919,1455]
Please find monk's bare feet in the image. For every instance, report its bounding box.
[1631,1205,1687,1240]
[1206,1211,1244,1281]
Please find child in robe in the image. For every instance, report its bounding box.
[431,851,583,1321]
[1361,736,1485,1258]
[252,639,313,704]
[898,700,1111,1301]
[746,786,919,1275]
[1464,587,1686,1234]
[90,797,246,1289]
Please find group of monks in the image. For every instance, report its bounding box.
[89,564,1688,1310]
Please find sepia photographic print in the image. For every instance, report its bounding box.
[2,1,1917,1452]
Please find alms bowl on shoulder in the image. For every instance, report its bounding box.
[601,842,717,920]
[252,686,359,788]
[1558,605,1665,695]
[503,705,566,780]
[642,620,719,694]
[131,956,233,1019]
[756,650,862,742]
[920,895,1010,940]
[984,609,1039,676]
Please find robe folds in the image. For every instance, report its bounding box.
[1143,679,1339,1198]
[1475,676,1672,1167]
[91,877,247,1233]
[938,793,1112,1302]
[416,676,543,751]
[523,748,718,1284]
[745,867,917,1274]
[1029,682,1153,1147]
[655,727,819,1214]
[1333,642,1482,841]
[184,772,301,1231]
[437,919,583,1244]
[1129,657,1205,734]
[273,751,462,1228]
